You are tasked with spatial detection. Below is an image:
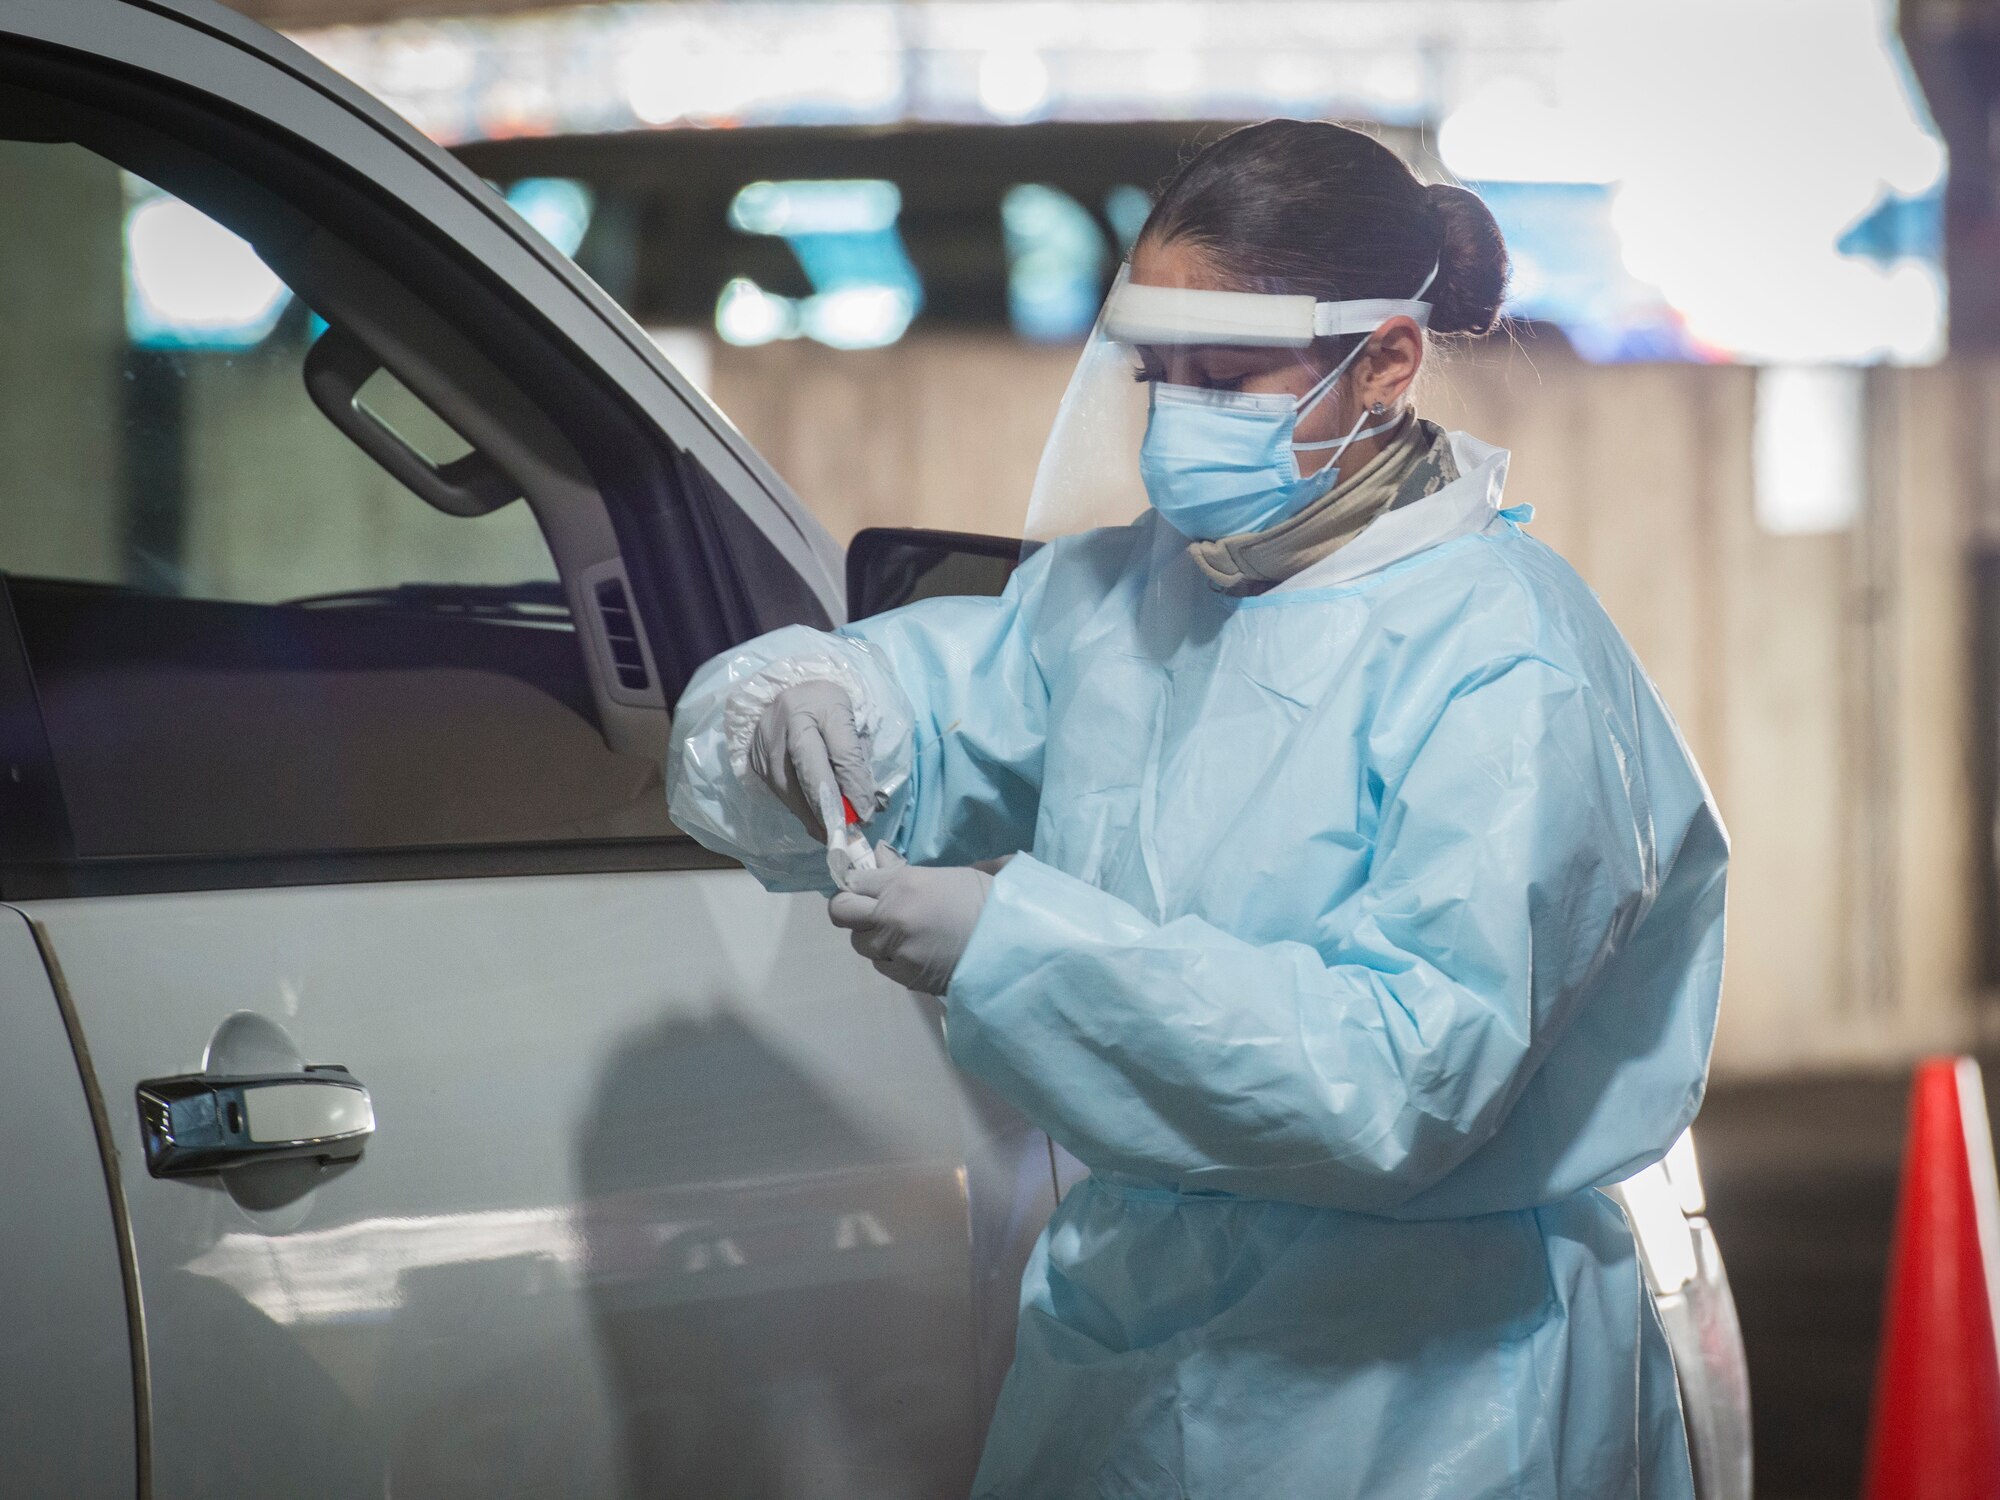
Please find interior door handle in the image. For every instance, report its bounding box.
[137,1065,374,1179]
[303,324,517,518]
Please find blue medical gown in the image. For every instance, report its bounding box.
[668,505,1725,1498]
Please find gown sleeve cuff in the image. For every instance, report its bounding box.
[944,853,1153,1063]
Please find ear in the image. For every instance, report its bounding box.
[1355,316,1426,410]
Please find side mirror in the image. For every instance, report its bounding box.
[845,527,1026,620]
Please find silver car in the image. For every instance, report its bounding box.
[0,4,1748,1496]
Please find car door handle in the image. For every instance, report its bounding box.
[136,1065,374,1179]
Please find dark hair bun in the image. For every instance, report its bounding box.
[1424,183,1510,336]
[1141,121,1510,343]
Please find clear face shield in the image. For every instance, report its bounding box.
[1023,264,1435,545]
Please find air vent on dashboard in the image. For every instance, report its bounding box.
[592,576,652,691]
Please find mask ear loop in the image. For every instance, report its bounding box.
[1290,260,1440,457]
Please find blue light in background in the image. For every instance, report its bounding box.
[124,186,291,350]
[1103,184,1153,256]
[730,178,901,236]
[1002,184,1108,343]
[1474,175,1950,365]
[1472,180,1698,363]
[1433,1,1948,365]
[1837,189,1945,267]
[505,177,595,257]
[721,179,922,349]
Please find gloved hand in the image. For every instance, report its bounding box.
[828,845,993,996]
[748,679,876,841]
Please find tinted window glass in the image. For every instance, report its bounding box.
[0,140,674,860]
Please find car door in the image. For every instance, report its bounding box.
[0,5,1052,1496]
[0,906,136,1500]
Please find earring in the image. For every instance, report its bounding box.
[1368,401,1388,415]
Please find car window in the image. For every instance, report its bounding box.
[0,139,677,865]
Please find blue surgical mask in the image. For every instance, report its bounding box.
[1138,336,1401,541]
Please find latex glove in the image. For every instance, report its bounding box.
[748,679,876,841]
[828,845,993,996]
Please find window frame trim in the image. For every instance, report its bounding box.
[0,838,739,902]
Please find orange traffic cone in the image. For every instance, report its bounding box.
[1863,1056,2000,1500]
